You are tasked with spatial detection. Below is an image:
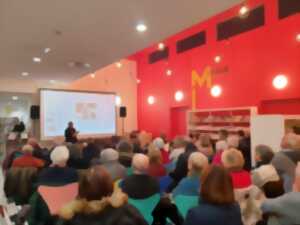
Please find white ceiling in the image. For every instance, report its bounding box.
[0,0,241,83]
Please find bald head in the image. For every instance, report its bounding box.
[132,154,149,174]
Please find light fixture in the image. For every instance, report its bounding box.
[166,69,172,76]
[147,96,155,105]
[175,91,184,102]
[137,79,141,84]
[33,57,42,63]
[273,74,288,90]
[90,73,96,78]
[136,23,147,32]
[49,80,56,84]
[158,43,165,50]
[44,48,51,54]
[211,85,222,97]
[239,5,250,17]
[214,55,222,63]
[116,62,122,68]
[21,72,29,77]
[296,33,300,42]
[115,96,122,106]
[12,96,18,101]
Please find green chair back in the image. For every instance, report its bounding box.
[174,195,198,218]
[126,167,133,176]
[128,194,160,225]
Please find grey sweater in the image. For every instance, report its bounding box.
[261,192,300,225]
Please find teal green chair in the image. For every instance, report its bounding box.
[174,195,198,218]
[126,167,133,176]
[128,194,160,224]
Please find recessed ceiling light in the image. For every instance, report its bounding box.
[239,5,249,17]
[49,80,56,84]
[21,72,29,76]
[214,55,222,63]
[136,23,147,32]
[116,62,122,68]
[44,48,51,54]
[158,43,165,50]
[296,33,300,42]
[12,96,18,101]
[33,57,42,63]
[166,69,172,76]
[90,73,96,78]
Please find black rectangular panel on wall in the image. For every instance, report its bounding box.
[148,47,169,64]
[217,5,265,41]
[278,0,300,19]
[176,31,206,53]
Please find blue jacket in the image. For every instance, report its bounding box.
[172,176,200,197]
[184,200,243,225]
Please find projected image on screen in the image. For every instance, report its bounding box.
[40,89,116,140]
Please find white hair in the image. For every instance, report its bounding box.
[188,152,208,172]
[22,144,34,154]
[227,136,240,148]
[101,148,119,163]
[216,140,228,152]
[50,145,70,166]
[153,137,165,149]
[132,153,149,174]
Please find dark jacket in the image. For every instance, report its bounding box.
[120,174,160,199]
[65,127,77,143]
[37,166,78,186]
[184,200,243,225]
[238,137,251,171]
[58,190,148,225]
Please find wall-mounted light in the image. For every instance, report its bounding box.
[273,74,288,90]
[158,43,165,50]
[175,91,184,102]
[166,69,172,76]
[211,85,222,97]
[148,96,155,105]
[115,96,122,106]
[214,55,222,63]
[239,5,250,18]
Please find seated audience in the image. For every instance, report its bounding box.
[58,166,148,225]
[196,134,214,159]
[38,146,78,186]
[28,138,51,165]
[120,154,159,199]
[271,133,300,192]
[219,129,229,141]
[12,144,44,168]
[184,165,243,225]
[238,130,252,171]
[82,141,100,165]
[148,145,167,177]
[261,162,300,225]
[212,140,228,165]
[169,136,187,163]
[153,137,170,164]
[173,152,208,197]
[227,135,240,148]
[99,148,126,181]
[117,140,134,168]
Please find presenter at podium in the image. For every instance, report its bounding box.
[64,121,78,143]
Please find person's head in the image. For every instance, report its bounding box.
[221,148,245,171]
[219,129,229,141]
[199,134,212,148]
[160,133,168,143]
[188,152,208,176]
[27,138,39,148]
[255,145,274,165]
[201,165,235,205]
[148,145,162,165]
[117,140,133,153]
[227,136,240,148]
[172,136,187,149]
[185,142,198,153]
[79,166,113,201]
[68,121,74,128]
[237,130,245,138]
[215,140,228,152]
[22,144,34,155]
[50,145,70,167]
[132,153,149,174]
[281,133,300,150]
[100,148,119,163]
[153,137,165,150]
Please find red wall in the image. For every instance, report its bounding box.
[133,0,300,137]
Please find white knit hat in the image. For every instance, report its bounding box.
[50,146,70,165]
[101,148,119,163]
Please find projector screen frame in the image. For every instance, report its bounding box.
[39,88,118,141]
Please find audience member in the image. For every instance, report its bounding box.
[153,137,170,164]
[272,133,300,192]
[148,145,167,177]
[238,130,252,171]
[261,162,300,225]
[212,140,228,165]
[37,146,78,186]
[120,154,159,199]
[99,148,126,181]
[12,144,44,168]
[173,152,208,197]
[169,136,187,162]
[58,166,148,225]
[82,141,100,165]
[117,140,134,168]
[184,165,243,225]
[196,134,214,159]
[219,129,229,141]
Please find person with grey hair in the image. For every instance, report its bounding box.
[120,154,159,199]
[271,133,300,192]
[99,148,126,181]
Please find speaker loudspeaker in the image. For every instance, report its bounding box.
[30,105,40,120]
[119,106,127,118]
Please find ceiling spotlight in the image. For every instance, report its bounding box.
[21,72,29,77]
[147,96,155,105]
[115,96,122,106]
[296,33,300,42]
[175,91,184,102]
[49,80,56,84]
[116,62,122,68]
[273,74,288,90]
[33,57,42,63]
[239,5,250,17]
[158,43,165,50]
[166,69,172,76]
[211,85,222,97]
[214,55,222,63]
[12,96,18,101]
[90,73,96,78]
[44,48,51,54]
[136,23,147,32]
